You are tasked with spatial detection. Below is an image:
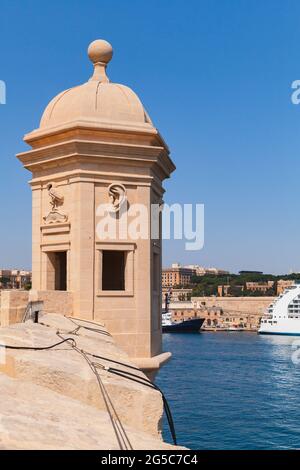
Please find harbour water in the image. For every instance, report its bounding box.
[156,332,300,450]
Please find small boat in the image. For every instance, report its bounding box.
[162,311,204,333]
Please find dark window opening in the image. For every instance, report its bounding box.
[102,250,125,291]
[48,251,67,291]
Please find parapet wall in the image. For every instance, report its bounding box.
[0,290,74,327]
[0,290,29,327]
[29,290,73,315]
[0,314,180,449]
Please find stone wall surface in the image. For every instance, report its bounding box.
[192,296,274,314]
[29,290,73,315]
[0,290,29,327]
[166,296,275,330]
[0,314,181,450]
[0,374,177,450]
[0,290,73,326]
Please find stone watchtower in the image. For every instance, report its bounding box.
[17,40,175,371]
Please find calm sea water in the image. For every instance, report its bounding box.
[156,332,300,450]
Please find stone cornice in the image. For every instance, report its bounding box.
[17,138,175,180]
[24,120,170,153]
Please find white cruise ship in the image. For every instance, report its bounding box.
[258,283,300,335]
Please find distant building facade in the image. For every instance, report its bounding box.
[162,287,192,302]
[218,282,275,297]
[276,280,295,295]
[170,307,258,330]
[218,284,244,297]
[162,264,195,287]
[162,263,229,288]
[218,279,296,297]
[245,281,274,293]
[165,296,274,331]
[184,264,229,276]
[0,270,32,289]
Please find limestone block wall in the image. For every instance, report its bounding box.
[0,314,182,449]
[191,296,274,314]
[30,290,73,316]
[0,315,171,446]
[166,297,275,330]
[0,290,29,327]
[170,307,260,330]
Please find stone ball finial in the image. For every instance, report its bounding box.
[88,39,113,65]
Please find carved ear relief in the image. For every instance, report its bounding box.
[108,183,127,213]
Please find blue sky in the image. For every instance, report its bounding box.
[1,0,300,273]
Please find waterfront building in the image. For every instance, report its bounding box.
[16,39,175,371]
[166,296,272,331]
[162,265,196,288]
[218,281,277,297]
[162,287,193,302]
[218,285,228,296]
[245,281,274,293]
[164,295,274,330]
[162,263,229,288]
[0,269,32,289]
[217,284,244,296]
[192,296,273,329]
[184,264,229,276]
[166,300,259,330]
[276,279,295,295]
[217,280,297,297]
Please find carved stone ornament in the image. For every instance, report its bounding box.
[108,183,127,213]
[43,183,68,224]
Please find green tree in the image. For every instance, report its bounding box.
[0,277,10,288]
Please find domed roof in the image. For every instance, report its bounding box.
[39,39,153,130]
